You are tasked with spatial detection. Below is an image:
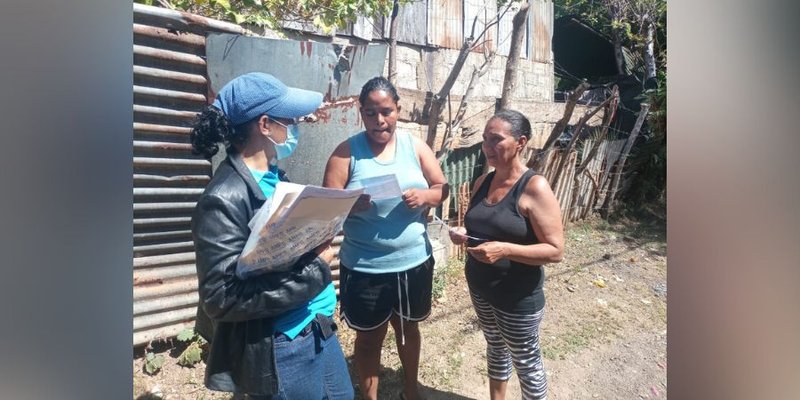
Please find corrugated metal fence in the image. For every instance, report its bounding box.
[132,4,385,347]
[133,4,247,346]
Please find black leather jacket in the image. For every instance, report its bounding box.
[191,151,332,396]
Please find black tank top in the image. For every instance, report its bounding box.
[464,168,545,313]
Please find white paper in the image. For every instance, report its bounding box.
[237,182,364,278]
[357,174,403,200]
[431,213,488,243]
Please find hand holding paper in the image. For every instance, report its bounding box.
[358,174,402,200]
[431,214,488,243]
[237,182,364,279]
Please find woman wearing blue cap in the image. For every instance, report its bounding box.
[190,72,354,399]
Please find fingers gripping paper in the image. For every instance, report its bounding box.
[237,182,364,279]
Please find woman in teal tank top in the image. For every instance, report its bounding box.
[323,77,449,400]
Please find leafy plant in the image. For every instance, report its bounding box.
[135,0,409,33]
[144,352,165,375]
[624,52,666,204]
[175,327,208,368]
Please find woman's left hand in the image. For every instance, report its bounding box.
[402,188,428,208]
[466,242,509,264]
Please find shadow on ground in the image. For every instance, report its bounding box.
[344,359,475,400]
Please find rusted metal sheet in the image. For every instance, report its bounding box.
[133,85,207,104]
[278,103,363,186]
[134,293,200,315]
[134,230,193,243]
[134,3,246,36]
[133,202,197,212]
[428,0,463,49]
[134,8,212,347]
[134,264,197,283]
[134,187,204,196]
[530,0,553,63]
[134,278,198,300]
[133,174,210,185]
[133,306,197,331]
[133,104,199,120]
[134,217,193,229]
[463,0,497,52]
[134,241,196,256]
[133,23,206,48]
[134,65,208,86]
[205,34,387,102]
[132,6,393,347]
[133,140,194,152]
[134,252,196,269]
[133,157,210,168]
[134,322,194,346]
[134,122,193,135]
[134,44,207,67]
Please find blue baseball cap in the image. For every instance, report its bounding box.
[212,72,323,126]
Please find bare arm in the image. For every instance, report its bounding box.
[402,136,450,208]
[323,141,351,189]
[466,175,564,265]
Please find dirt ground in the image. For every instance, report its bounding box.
[134,206,666,400]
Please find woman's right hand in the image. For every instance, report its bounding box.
[449,226,469,245]
[349,194,372,215]
[314,240,336,264]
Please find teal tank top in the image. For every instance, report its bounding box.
[340,131,432,273]
[249,166,335,339]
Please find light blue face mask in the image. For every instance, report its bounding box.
[268,119,300,160]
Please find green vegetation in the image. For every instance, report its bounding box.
[432,256,465,302]
[176,327,208,367]
[144,351,165,375]
[135,0,411,32]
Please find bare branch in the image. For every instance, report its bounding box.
[601,103,651,217]
[549,92,617,188]
[437,49,497,161]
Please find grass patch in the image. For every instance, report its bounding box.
[432,256,464,301]
[541,323,596,360]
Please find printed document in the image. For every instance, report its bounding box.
[237,182,364,278]
[355,174,403,200]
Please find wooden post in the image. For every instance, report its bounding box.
[499,0,531,109]
[387,0,400,85]
[602,103,651,217]
[549,92,616,189]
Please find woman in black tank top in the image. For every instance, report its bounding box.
[450,110,564,400]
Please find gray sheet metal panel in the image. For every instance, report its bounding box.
[389,0,428,46]
[530,0,553,63]
[205,34,387,185]
[133,5,214,346]
[277,102,363,186]
[463,0,496,52]
[344,15,374,41]
[496,1,530,58]
[205,34,387,101]
[496,3,513,56]
[427,0,463,49]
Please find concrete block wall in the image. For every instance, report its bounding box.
[382,44,554,103]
